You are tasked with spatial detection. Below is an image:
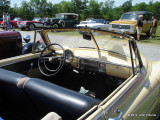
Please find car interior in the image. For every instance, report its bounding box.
[0,29,141,120]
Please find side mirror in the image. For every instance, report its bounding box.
[83,34,91,40]
[23,34,31,43]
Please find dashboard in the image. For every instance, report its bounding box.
[64,49,106,73]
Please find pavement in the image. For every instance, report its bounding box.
[1,29,160,61]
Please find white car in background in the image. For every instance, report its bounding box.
[77,19,109,30]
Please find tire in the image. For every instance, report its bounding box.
[146,30,150,37]
[97,27,101,30]
[21,28,25,31]
[73,24,77,28]
[53,24,58,28]
[59,20,65,27]
[29,24,35,31]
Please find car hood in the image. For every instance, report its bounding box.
[0,31,20,36]
[10,20,19,22]
[110,20,137,25]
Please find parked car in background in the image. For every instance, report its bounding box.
[43,18,56,28]
[0,17,22,29]
[77,19,109,30]
[0,28,159,120]
[109,11,152,38]
[18,17,43,30]
[49,13,79,28]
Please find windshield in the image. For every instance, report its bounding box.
[45,30,131,57]
[120,14,139,20]
[32,18,41,21]
[86,19,105,24]
[80,21,96,24]
[47,31,96,49]
[56,14,77,20]
[34,29,140,72]
[92,32,131,57]
[13,17,21,21]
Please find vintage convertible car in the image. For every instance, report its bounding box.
[0,28,160,120]
[18,17,43,31]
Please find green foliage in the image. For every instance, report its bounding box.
[3,0,160,21]
[121,0,132,12]
[0,0,11,13]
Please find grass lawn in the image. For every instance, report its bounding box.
[140,26,160,45]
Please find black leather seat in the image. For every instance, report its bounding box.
[0,69,38,120]
[24,78,100,119]
[0,68,26,85]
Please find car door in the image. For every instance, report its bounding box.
[83,40,159,120]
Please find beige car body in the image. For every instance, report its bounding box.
[0,28,160,120]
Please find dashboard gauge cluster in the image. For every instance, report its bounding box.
[65,49,74,63]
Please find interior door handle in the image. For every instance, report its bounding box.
[108,110,123,120]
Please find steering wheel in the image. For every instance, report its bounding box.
[38,43,65,76]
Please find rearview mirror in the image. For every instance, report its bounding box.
[83,34,91,40]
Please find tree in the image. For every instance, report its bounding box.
[18,0,33,20]
[121,0,132,13]
[101,0,115,19]
[131,2,147,11]
[29,0,49,18]
[71,0,88,14]
[86,0,103,19]
[0,0,11,13]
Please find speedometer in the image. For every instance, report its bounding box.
[65,50,74,63]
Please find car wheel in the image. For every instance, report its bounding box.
[53,24,58,28]
[73,24,77,28]
[59,20,65,27]
[29,24,35,31]
[146,31,150,37]
[97,27,101,30]
[21,28,25,31]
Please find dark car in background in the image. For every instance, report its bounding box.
[18,17,43,30]
[44,13,79,28]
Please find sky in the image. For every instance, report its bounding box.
[11,0,160,7]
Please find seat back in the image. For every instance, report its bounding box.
[0,69,37,120]
[24,78,100,119]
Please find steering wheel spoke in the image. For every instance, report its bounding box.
[38,43,66,76]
